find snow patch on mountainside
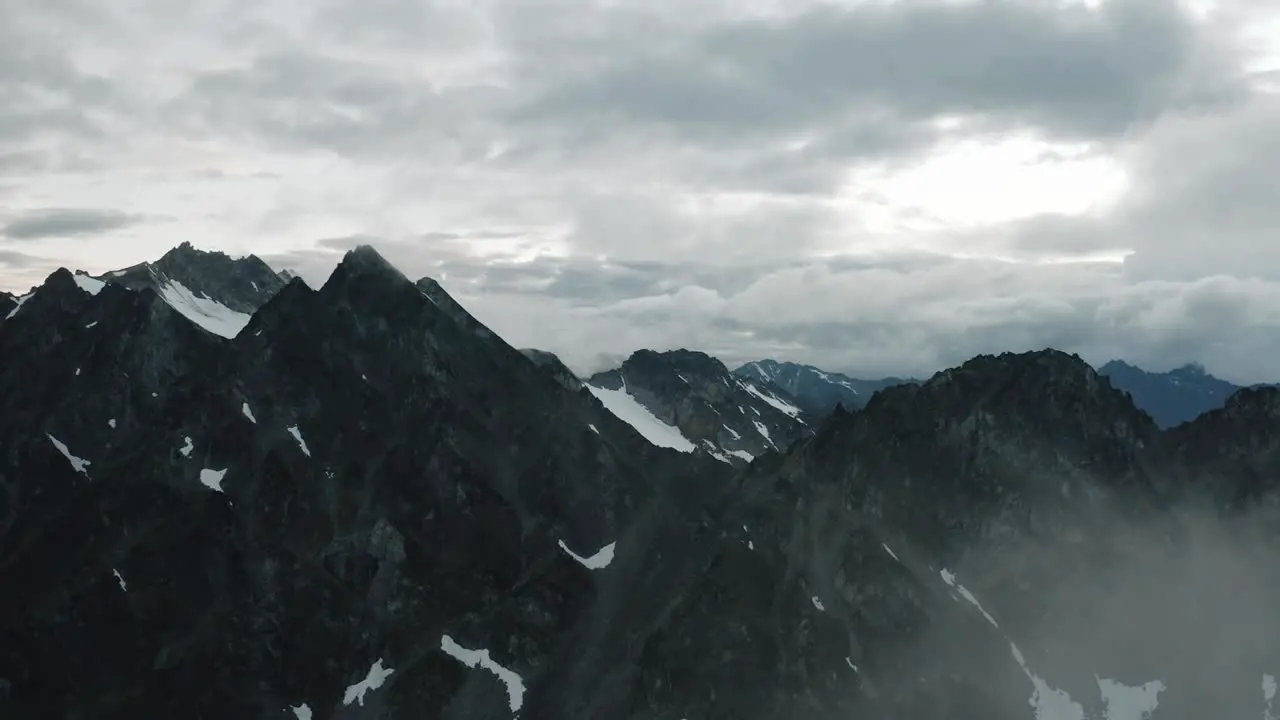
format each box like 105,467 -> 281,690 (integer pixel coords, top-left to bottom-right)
72,273 -> 106,295
157,278 -> 251,338
342,658 -> 394,707
4,293 -> 31,319
199,467 -> 227,492
558,539 -> 616,569
588,384 -> 695,452
752,419 -> 776,449
287,424 -> 310,456
742,381 -> 803,420
440,635 -> 525,713
47,434 -> 90,475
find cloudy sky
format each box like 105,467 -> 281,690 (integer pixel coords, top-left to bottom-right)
2,0 -> 1279,381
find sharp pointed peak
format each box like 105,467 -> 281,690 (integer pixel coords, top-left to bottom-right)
321,244 -> 416,297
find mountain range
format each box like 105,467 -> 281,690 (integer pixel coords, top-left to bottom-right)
2,242 -> 1278,719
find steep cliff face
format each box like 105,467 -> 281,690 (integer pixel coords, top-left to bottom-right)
588,349 -> 811,466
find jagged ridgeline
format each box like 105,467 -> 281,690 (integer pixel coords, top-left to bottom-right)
2,243 -> 1280,719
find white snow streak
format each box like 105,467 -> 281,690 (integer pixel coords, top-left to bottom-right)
882,543 -> 900,561
47,434 -> 90,475
752,419 -> 776,449
241,402 -> 256,423
558,539 -> 616,570
742,382 -> 804,420
108,418 -> 116,429
179,436 -> 194,457
811,595 -> 825,611
342,658 -> 395,706
5,293 -> 31,319
157,279 -> 251,338
440,635 -> 525,713
587,384 -> 695,452
199,467 -> 227,492
112,568 -> 128,592
939,568 -> 999,628
588,423 -> 599,434
72,273 -> 106,295
85,321 -> 98,329
287,425 -> 311,456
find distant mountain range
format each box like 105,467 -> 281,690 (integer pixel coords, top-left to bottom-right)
3,242 -> 1279,718
1096,360 -> 1277,428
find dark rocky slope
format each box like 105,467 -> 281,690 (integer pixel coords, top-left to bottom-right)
0,247 -> 729,719
578,351 -> 1280,719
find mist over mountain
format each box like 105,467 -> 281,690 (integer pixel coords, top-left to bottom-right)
2,244 -> 1279,719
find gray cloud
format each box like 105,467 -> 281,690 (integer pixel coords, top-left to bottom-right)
3,208 -> 142,239
510,0 -> 1240,140
1,0 -> 1279,386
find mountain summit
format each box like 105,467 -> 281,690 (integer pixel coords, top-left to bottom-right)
587,348 -> 811,465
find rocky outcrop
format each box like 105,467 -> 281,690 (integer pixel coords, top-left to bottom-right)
588,349 -> 811,465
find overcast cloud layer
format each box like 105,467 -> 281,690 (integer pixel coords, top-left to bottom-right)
2,0 -> 1279,382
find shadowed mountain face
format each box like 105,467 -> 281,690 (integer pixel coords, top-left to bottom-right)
101,241 -> 287,314
587,349 -> 812,466
2,244 -> 1280,719
735,358 -> 917,415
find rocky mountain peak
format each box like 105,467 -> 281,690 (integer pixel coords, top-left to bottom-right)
586,348 -> 810,465
97,242 -> 284,326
